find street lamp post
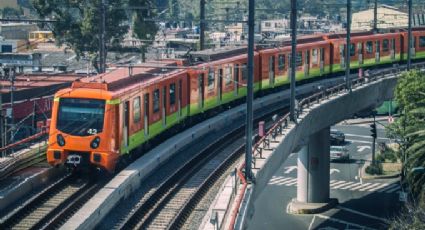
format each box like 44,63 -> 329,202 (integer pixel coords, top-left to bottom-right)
346,0 -> 352,92
407,0 -> 412,70
245,0 -> 255,181
289,0 -> 297,122
200,0 -> 206,50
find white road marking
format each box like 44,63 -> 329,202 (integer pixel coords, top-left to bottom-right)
267,176 -> 400,194
385,185 -> 401,193
269,177 -> 294,184
285,180 -> 298,186
376,184 -> 398,193
284,166 -> 297,174
350,183 -> 372,191
339,182 -> 362,189
330,168 -> 340,174
315,214 -> 377,230
275,178 -> 297,185
357,145 -> 371,152
333,181 -> 355,189
330,181 -> 347,187
345,133 -> 390,140
358,183 -> 382,191
346,139 -> 372,144
337,206 -> 391,224
308,215 -> 316,230
369,183 -> 389,191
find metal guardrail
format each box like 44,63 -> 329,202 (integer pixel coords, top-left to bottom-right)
228,63 -> 425,230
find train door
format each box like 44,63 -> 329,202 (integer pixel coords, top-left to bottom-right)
358,43 -> 364,65
268,56 -> 275,87
123,101 -> 130,147
340,45 -> 345,68
218,68 -> 223,103
413,37 -> 417,57
178,79 -> 182,117
234,64 -> 239,96
391,38 -> 396,60
144,93 -> 149,136
304,50 -> 310,78
375,40 -> 380,63
320,48 -> 325,75
162,86 -> 166,127
198,73 -> 204,109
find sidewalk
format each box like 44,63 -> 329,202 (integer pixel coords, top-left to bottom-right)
340,116 -> 389,126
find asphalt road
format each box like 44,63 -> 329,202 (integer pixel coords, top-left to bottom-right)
247,118 -> 401,230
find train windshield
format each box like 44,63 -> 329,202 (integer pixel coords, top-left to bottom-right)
57,98 -> 105,136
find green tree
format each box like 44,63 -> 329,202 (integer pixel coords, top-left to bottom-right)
32,0 -> 129,71
388,70 -> 425,202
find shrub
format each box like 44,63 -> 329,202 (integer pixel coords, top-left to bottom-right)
366,163 -> 383,175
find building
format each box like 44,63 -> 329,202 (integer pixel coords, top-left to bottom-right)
352,5 -> 408,31
0,23 -> 38,40
0,0 -> 18,9
0,39 -> 27,53
260,19 -> 290,37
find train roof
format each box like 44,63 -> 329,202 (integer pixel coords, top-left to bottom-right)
189,46 -> 247,63
72,60 -> 186,93
0,73 -> 82,103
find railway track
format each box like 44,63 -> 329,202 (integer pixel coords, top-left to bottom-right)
108,104 -> 283,230
0,173 -> 105,230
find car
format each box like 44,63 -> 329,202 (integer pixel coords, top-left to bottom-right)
330,130 -> 345,145
330,146 -> 350,162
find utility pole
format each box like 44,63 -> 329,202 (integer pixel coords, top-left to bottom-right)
99,0 -> 106,73
407,0 -> 412,70
290,0 -> 297,122
346,0 -> 352,92
373,0 -> 378,33
245,0 -> 254,181
200,0 -> 206,50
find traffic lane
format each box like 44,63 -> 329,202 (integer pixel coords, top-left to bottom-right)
246,177 -> 311,230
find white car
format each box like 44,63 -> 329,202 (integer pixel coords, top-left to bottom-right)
330,146 -> 350,161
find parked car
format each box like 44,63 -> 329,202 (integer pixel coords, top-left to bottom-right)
330,130 -> 345,145
330,146 -> 350,162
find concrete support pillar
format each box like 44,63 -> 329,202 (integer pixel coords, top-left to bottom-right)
297,127 -> 330,203
289,127 -> 337,214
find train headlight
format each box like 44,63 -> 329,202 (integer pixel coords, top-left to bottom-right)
90,136 -> 100,149
57,134 -> 65,147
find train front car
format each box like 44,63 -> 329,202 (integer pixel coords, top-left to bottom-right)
47,81 -> 119,173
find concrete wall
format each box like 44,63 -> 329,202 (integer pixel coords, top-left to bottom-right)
244,75 -> 398,227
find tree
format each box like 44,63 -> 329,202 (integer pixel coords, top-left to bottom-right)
32,0 -> 129,72
128,0 -> 158,62
388,70 -> 425,201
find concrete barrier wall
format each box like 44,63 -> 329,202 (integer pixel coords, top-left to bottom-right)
244,75 -> 398,227
62,76 -> 346,230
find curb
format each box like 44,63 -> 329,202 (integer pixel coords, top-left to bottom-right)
361,160 -> 401,180
287,198 -> 339,215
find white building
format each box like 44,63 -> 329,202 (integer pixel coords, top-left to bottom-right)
352,5 -> 408,31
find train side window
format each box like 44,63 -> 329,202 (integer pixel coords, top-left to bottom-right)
366,41 -> 373,54
296,52 -> 303,67
350,43 -> 355,56
420,36 -> 425,47
133,96 -> 141,123
242,63 -> 247,80
153,89 -> 160,113
383,39 -> 389,52
208,68 -> 215,90
170,83 -> 176,105
278,54 -> 285,70
225,65 -> 232,85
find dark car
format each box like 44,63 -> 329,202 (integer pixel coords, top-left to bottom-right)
330,130 -> 345,145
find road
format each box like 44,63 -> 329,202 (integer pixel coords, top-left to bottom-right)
247,118 -> 401,230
